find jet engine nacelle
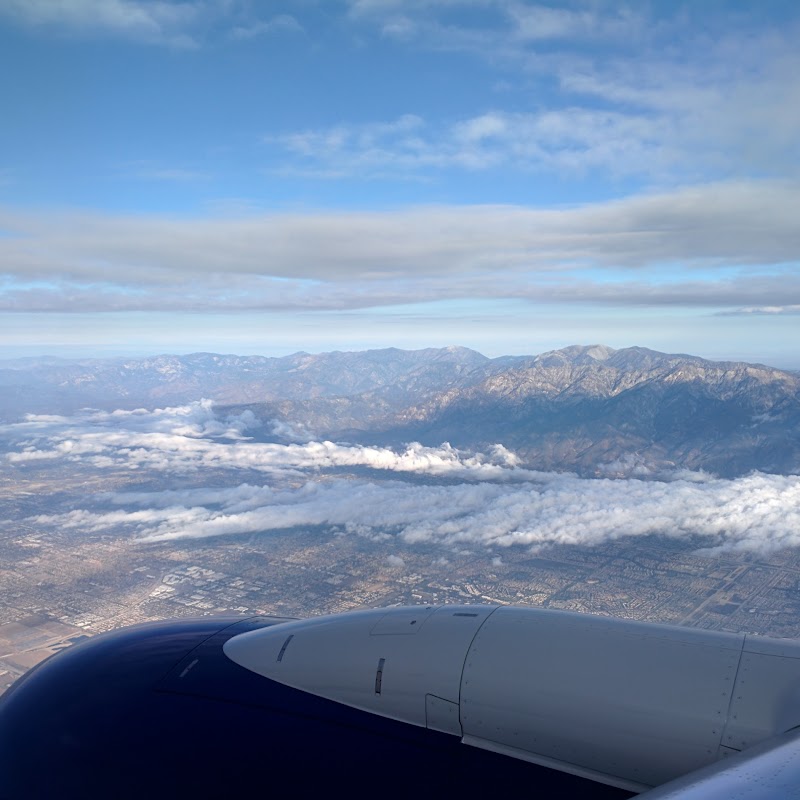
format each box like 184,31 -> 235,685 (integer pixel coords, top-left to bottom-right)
224,604 -> 800,792
3,605 -> 800,799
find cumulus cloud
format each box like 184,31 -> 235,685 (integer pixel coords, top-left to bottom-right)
269,418 -> 315,443
24,468 -> 800,557
4,401 -> 800,556
0,401 -> 543,480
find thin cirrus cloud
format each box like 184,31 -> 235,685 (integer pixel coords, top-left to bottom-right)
505,3 -> 641,42
120,161 -> 211,182
2,270 -> 799,316
719,306 -> 800,317
347,0 -> 644,49
229,14 -> 302,40
337,3 -> 800,182
0,0 -> 204,47
269,110 -> 672,179
267,63 -> 800,183
0,0 -> 301,47
4,401 -> 800,556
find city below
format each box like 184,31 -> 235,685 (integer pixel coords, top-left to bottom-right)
3,461 -> 800,696
2,345 -> 798,696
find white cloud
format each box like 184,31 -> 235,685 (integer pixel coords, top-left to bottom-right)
24,465 -> 800,557
269,418 -> 315,443
346,0 -> 642,44
1,401 -> 545,480
506,3 -> 641,42
4,401 -> 800,556
269,109 -> 670,178
270,114 -> 433,176
336,3 -> 800,185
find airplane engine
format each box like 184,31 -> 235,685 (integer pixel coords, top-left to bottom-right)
4,604 -> 800,799
0,610 -> 626,799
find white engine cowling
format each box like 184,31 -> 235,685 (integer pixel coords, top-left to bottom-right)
224,605 -> 800,793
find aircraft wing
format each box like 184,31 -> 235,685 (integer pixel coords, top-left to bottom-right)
637,729 -> 800,799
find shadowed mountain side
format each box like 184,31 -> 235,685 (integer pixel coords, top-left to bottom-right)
2,345 -> 798,477
248,347 -> 800,478
345,385 -> 800,478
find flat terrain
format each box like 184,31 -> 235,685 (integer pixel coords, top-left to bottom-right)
3,463 -> 800,695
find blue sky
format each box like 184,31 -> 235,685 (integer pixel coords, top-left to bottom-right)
0,0 -> 798,366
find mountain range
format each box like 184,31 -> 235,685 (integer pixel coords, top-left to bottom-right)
2,345 -> 798,478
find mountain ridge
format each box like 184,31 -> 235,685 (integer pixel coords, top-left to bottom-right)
1,344 -> 798,478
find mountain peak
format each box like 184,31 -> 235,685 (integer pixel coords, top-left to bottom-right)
533,344 -> 617,367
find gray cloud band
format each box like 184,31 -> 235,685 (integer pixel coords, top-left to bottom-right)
1,181 -> 798,313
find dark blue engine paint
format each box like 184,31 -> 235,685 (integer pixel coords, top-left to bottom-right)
0,617 -> 634,799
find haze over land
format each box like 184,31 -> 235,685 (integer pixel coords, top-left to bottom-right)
2,343 -> 800,695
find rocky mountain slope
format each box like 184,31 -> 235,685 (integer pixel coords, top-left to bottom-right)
351,346 -> 800,477
0,346 -> 489,416
1,345 -> 798,477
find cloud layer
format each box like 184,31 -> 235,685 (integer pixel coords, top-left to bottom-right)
2,401 -> 529,479
2,180 -> 798,315
4,401 -> 799,556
